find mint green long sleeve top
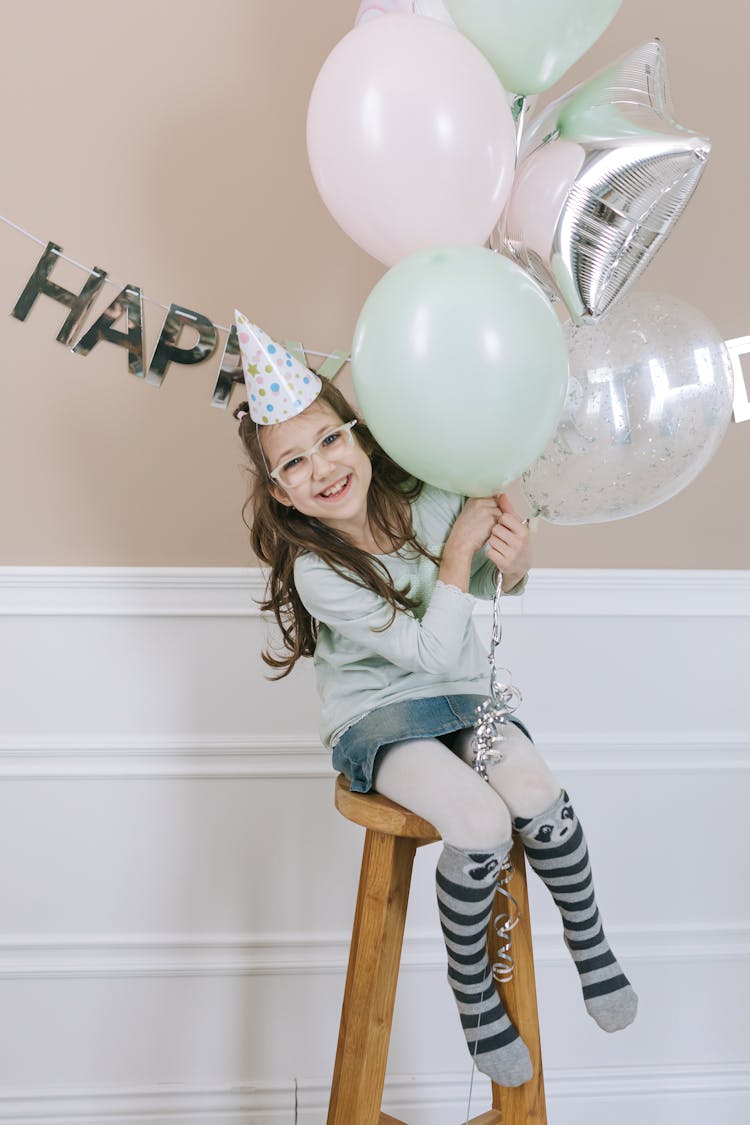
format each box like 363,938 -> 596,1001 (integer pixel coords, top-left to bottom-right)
293,484 -> 527,749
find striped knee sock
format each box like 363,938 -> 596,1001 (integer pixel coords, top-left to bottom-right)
436,842 -> 532,1086
514,790 -> 638,1032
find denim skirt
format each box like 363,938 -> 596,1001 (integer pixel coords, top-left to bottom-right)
331,693 -> 533,793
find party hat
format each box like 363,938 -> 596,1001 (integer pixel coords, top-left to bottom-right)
234,310 -> 322,425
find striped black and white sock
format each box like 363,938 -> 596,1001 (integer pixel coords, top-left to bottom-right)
515,790 -> 638,1032
436,842 -> 532,1086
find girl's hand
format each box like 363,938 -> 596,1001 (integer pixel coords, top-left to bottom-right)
444,497 -> 501,558
485,494 -> 531,592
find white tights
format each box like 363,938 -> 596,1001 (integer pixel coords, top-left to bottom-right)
372,723 -> 560,850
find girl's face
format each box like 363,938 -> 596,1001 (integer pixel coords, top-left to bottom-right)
261,401 -> 372,534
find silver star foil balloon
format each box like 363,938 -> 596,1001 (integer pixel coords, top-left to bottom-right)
520,292 -> 735,524
496,40 -> 711,322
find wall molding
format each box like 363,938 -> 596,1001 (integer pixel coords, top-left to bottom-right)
1,924 -> 747,979
2,566 -> 747,1119
1,566 -> 749,617
2,1063 -> 748,1121
0,731 -> 746,779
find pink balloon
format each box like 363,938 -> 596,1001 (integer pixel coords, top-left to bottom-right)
501,139 -> 585,291
307,15 -> 516,266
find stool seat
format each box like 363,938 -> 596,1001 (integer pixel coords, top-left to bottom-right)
328,775 -> 547,1125
334,773 -> 440,841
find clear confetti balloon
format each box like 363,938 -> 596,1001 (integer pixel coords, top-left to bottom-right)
521,293 -> 735,524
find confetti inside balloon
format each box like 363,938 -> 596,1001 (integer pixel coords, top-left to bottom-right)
521,293 -> 735,523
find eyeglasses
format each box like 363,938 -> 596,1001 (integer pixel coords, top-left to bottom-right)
268,420 -> 358,488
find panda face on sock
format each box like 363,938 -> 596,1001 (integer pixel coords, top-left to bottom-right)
465,854 -> 501,883
534,802 -> 575,843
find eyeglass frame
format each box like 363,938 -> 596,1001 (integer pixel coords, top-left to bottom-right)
267,419 -> 359,487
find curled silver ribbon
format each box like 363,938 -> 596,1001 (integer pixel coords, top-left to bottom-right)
471,581 -> 524,984
471,582 -> 523,782
491,856 -> 521,984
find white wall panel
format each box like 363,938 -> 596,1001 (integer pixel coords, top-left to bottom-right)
0,567 -> 748,1123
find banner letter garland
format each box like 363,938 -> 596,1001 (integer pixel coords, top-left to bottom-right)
1,215 -> 747,423
3,220 -> 349,405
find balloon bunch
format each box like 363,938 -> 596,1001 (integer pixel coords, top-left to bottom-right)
306,3 -> 734,519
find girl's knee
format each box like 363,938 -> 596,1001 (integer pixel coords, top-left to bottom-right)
444,785 -> 512,850
492,766 -> 560,820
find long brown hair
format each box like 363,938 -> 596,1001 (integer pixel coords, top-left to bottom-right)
235,378 -> 439,678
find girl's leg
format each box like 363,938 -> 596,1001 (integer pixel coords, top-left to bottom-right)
374,733 -> 512,849
451,726 -> 638,1032
448,722 -> 559,821
373,738 -> 532,1086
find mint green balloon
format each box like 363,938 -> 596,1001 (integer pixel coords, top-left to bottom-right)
444,0 -> 622,95
352,246 -> 569,497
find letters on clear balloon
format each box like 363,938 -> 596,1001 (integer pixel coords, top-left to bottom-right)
726,338 -> 750,424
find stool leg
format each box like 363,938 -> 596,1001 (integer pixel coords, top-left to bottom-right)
327,829 -> 416,1125
486,835 -> 547,1124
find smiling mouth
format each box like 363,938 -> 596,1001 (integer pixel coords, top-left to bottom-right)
318,474 -> 352,501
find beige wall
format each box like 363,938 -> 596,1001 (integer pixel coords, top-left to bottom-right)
0,0 -> 746,568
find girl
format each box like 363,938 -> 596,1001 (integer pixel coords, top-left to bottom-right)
234,316 -> 637,1087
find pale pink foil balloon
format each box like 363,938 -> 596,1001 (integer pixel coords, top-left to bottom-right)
307,15 -> 516,266
355,0 -> 413,22
355,0 -> 455,25
501,140 -> 585,300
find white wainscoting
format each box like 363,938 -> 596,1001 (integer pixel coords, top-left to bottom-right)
0,568 -> 748,1125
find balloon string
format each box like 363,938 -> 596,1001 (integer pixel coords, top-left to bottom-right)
492,856 -> 521,984
0,211 -> 348,361
462,856 -> 521,1125
512,95 -> 530,156
471,582 -> 523,782
464,583 -> 524,1121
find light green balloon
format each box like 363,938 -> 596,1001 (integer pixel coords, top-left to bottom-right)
444,0 -> 622,95
352,246 -> 569,497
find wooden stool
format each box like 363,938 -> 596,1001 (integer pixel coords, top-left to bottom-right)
329,773 -> 547,1125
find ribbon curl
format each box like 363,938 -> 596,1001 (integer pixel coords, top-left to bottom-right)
471,581 -> 523,982
471,582 -> 523,781
491,857 -> 521,984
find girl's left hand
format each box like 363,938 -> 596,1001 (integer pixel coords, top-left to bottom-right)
485,494 -> 531,592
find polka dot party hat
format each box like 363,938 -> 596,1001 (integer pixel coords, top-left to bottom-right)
234,310 -> 322,425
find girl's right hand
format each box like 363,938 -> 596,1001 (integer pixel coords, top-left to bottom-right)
444,497 -> 499,558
